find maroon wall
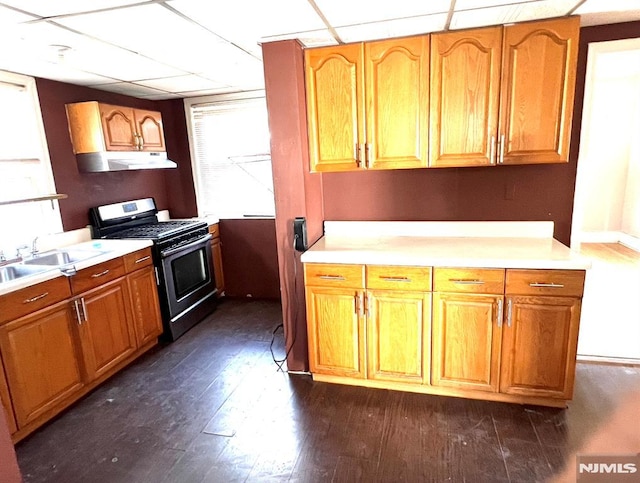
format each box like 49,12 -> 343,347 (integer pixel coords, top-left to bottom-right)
219,219 -> 280,299
263,40 -> 324,372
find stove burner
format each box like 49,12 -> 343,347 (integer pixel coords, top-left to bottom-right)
105,220 -> 201,240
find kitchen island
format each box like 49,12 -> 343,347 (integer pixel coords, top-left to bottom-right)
300,221 -> 591,408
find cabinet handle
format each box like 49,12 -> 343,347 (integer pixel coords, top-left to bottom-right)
497,298 -> 503,328
73,299 -> 83,324
365,143 -> 371,168
354,293 -> 360,315
354,143 -> 360,167
380,276 -> 411,283
498,133 -> 505,164
135,255 -> 151,264
318,274 -> 345,281
80,297 -> 88,322
449,279 -> 484,285
358,292 -> 365,317
529,282 -> 565,288
366,294 -> 371,317
23,292 -> 48,304
506,298 -> 513,328
489,135 -> 496,165
91,269 -> 110,278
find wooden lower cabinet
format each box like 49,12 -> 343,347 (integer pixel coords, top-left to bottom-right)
306,286 -> 366,378
127,266 -> 163,347
500,295 -> 581,399
431,293 -> 503,392
367,290 -> 430,383
0,353 -> 17,434
75,278 -> 137,381
0,301 -> 83,428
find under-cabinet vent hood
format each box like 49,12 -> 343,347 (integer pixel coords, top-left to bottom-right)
76,151 -> 177,173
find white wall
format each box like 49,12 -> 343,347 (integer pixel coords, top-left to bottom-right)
573,39 -> 640,248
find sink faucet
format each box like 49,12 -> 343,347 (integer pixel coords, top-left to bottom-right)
15,245 -> 29,259
31,236 -> 39,257
0,250 -> 5,262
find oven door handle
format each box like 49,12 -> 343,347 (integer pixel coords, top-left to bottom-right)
160,233 -> 212,258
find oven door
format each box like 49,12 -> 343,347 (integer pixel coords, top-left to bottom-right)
160,233 -> 216,320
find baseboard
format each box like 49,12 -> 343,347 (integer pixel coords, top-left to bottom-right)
619,233 -> 640,252
577,354 -> 640,366
578,231 -> 640,252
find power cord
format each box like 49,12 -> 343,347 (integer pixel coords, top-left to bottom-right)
270,246 -> 300,372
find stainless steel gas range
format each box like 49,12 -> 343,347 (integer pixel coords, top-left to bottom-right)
90,198 -> 216,341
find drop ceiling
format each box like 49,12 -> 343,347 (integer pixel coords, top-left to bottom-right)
0,0 -> 639,100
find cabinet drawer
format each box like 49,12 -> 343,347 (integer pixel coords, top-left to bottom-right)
506,269 -> 585,297
366,266 -> 432,291
123,248 -> 153,272
434,268 -> 505,294
208,223 -> 220,238
304,263 -> 365,289
70,257 -> 126,294
0,276 -> 72,324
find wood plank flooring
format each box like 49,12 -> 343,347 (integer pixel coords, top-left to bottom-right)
14,299 -> 640,482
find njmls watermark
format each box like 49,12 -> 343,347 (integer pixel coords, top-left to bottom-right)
577,453 -> 640,482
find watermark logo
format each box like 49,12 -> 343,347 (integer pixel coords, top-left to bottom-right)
577,453 -> 640,482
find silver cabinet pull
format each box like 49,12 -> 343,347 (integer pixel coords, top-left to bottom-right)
489,135 -> 496,165
73,299 -> 83,324
135,255 -> 151,264
354,143 -> 360,167
91,269 -> 110,278
365,143 -> 371,168
529,282 -> 565,288
23,292 -> 48,304
497,298 -> 503,328
358,292 -> 365,317
354,293 -> 359,315
366,294 -> 371,317
506,298 -> 513,328
80,297 -> 88,322
450,279 -> 485,285
498,133 -> 505,164
318,275 -> 345,281
380,276 -> 411,283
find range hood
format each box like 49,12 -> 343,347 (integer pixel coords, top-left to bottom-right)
76,151 -> 178,173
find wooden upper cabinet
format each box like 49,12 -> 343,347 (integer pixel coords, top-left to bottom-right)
429,27 -> 502,167
134,109 -> 165,152
365,36 -> 429,170
498,16 -> 580,165
305,44 -> 365,172
99,104 -> 138,151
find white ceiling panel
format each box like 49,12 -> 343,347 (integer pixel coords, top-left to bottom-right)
174,87 -> 240,98
576,0 -> 640,14
579,10 -> 640,26
91,81 -> 169,97
197,58 -> 265,90
336,13 -> 449,43
450,0 -> 578,29
136,75 -> 228,92
260,29 -> 338,48
168,0 -> 325,57
314,0 -> 451,27
0,5 -> 37,25
0,0 -> 144,17
455,0 -> 540,10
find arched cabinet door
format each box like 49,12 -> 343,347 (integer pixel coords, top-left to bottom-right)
365,36 -> 429,170
498,16 -> 580,165
99,104 -> 137,151
305,44 -> 365,172
429,27 -> 502,167
135,109 -> 165,152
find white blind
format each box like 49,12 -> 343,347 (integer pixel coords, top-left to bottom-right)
0,71 -> 62,252
189,98 -> 274,219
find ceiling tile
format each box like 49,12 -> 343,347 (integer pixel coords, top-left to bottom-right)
56,4 -> 255,72
455,0 -> 540,10
260,29 -> 338,48
336,13 -> 448,43
0,0 -> 144,17
575,0 -> 640,14
168,0 -> 326,57
450,0 -> 578,29
579,10 -> 640,26
314,0 -> 451,27
0,5 -> 37,25
175,87 -> 240,98
197,58 -> 265,90
92,81 -> 169,97
136,75 -> 228,92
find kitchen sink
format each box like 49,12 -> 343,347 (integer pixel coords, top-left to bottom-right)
23,249 -> 106,267
0,264 -> 53,283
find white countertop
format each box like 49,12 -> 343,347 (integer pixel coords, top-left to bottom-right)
300,222 -> 591,270
0,239 -> 152,296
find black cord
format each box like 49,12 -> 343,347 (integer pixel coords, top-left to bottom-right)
270,247 -> 299,372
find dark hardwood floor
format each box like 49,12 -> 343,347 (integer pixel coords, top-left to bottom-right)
15,299 -> 640,482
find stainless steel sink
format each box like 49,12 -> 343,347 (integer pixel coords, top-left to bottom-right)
23,249 -> 106,267
0,264 -> 52,283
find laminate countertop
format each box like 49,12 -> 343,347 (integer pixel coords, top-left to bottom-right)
300,221 -> 591,270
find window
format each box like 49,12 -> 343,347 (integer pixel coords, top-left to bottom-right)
185,93 -> 274,219
0,70 -> 62,255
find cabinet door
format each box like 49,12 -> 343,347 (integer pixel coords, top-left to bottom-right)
306,286 -> 365,378
76,278 -> 137,381
211,238 -> 225,296
305,44 -> 365,172
0,301 -> 84,428
134,109 -> 166,151
430,27 -> 502,167
365,36 -> 429,170
499,16 -> 579,165
500,295 -> 581,399
0,356 -> 17,434
127,266 -> 163,348
367,290 -> 430,383
432,293 -> 503,392
99,104 -> 137,151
